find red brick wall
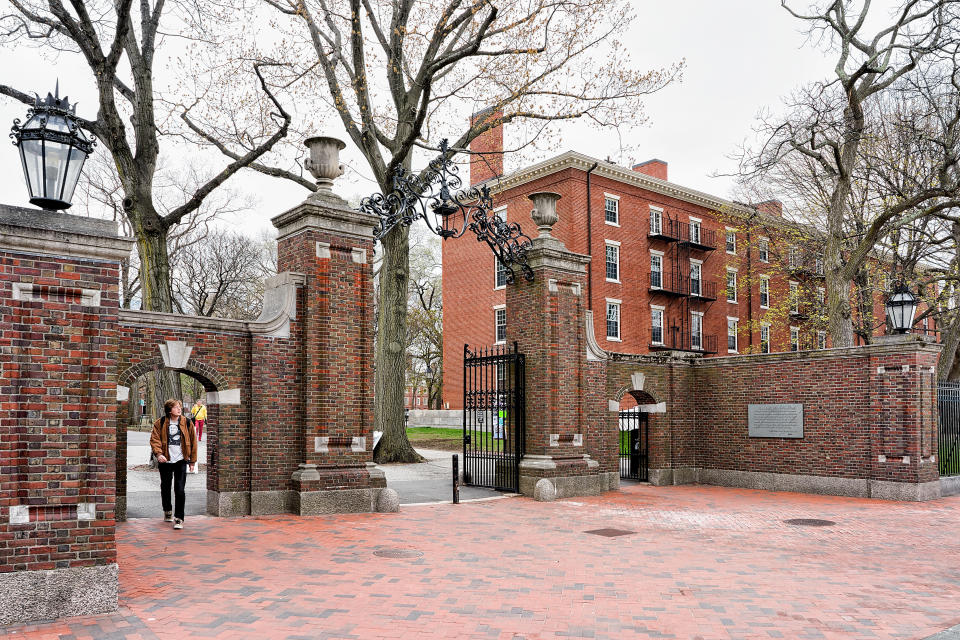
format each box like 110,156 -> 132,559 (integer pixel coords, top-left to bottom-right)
632,160 -> 668,180
0,248 -> 119,572
443,164 -> 904,408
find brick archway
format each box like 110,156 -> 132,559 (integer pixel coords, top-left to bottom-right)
115,357 -> 229,521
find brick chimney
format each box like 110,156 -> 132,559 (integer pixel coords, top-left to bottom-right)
754,199 -> 783,218
632,159 -> 668,181
469,107 -> 504,185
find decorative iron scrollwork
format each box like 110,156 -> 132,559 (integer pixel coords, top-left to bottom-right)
359,139 -> 533,283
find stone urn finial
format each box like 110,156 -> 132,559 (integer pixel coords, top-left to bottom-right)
304,136 -> 346,192
529,191 -> 561,238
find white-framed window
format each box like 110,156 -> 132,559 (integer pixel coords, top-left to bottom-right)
760,323 -> 771,354
790,326 -> 800,352
726,268 -> 738,303
727,317 -> 738,353
606,299 -> 621,341
689,217 -> 702,245
691,311 -> 704,350
817,331 -> 827,350
650,251 -> 664,289
494,305 -> 506,344
416,396 -> 421,406
950,282 -> 957,310
605,241 -> 620,282
788,246 -> 800,270
649,206 -> 663,236
759,276 -> 770,309
495,258 -> 508,289
651,305 -> 665,345
814,254 -> 824,275
816,287 -> 825,308
690,260 -> 702,296
725,228 -> 736,254
604,194 -> 620,226
758,237 -> 770,263
789,281 -> 799,313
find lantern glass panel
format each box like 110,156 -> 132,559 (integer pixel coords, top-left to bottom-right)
61,147 -> 86,204
19,139 -> 44,198
43,138 -> 71,201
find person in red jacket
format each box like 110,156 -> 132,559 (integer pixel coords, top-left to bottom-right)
149,398 -> 198,529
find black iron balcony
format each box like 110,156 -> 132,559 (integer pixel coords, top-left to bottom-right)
689,279 -> 718,301
648,270 -> 689,296
649,329 -> 718,354
648,271 -> 718,300
648,217 -> 681,242
677,223 -> 716,251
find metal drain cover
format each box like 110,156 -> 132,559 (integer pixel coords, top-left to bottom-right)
373,548 -> 423,558
784,518 -> 836,527
585,528 -> 636,537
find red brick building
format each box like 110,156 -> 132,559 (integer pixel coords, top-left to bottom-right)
442,117 -> 931,409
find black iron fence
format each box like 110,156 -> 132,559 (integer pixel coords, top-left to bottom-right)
619,410 -> 648,481
462,342 -> 525,491
938,381 -> 960,477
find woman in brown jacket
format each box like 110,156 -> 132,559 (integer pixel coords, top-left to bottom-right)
149,399 -> 198,529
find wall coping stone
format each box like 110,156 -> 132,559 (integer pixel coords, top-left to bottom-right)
272,196 -> 378,243
119,271 -> 306,336
0,203 -> 134,261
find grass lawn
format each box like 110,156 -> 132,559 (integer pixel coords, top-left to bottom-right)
405,427 -> 509,453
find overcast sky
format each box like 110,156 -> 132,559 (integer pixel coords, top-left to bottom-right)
0,1 -> 838,235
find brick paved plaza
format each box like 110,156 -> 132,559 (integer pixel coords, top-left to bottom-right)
3,484 -> 960,640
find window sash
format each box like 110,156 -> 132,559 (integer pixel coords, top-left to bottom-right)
727,320 -> 738,352
790,283 -> 799,313
495,259 -> 508,288
760,325 -> 770,353
495,308 -> 506,342
605,245 -> 619,281
650,255 -> 662,289
726,231 -> 736,253
760,278 -> 770,307
691,313 -> 703,349
790,327 -> 799,351
726,271 -> 737,302
690,263 -> 701,295
689,220 -> 701,244
604,198 -> 618,224
606,303 -> 620,339
650,209 -> 662,235
758,239 -> 769,262
651,309 -> 663,344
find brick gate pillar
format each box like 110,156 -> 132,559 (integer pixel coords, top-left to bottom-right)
0,204 -> 134,624
270,136 -> 390,514
506,192 -> 619,498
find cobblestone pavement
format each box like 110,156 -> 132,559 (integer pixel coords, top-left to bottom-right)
4,484 -> 960,640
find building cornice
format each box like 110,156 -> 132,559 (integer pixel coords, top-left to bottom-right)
487,152 -> 758,219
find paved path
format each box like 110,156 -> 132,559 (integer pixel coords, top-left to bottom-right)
126,431 -> 500,517
5,484 -> 960,639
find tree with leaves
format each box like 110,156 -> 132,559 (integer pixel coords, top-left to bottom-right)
244,0 -> 683,462
743,0 -> 960,348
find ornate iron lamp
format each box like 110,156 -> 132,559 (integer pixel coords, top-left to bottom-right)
359,139 -> 534,283
10,86 -> 95,210
886,282 -> 918,334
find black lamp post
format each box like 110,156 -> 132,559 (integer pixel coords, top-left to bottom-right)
10,87 -> 95,211
886,282 -> 918,334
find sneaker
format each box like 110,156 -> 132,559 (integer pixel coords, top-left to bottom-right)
163,511 -> 173,522
173,519 -> 183,530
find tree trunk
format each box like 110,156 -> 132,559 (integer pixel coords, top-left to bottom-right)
373,224 -> 423,463
135,228 -> 174,312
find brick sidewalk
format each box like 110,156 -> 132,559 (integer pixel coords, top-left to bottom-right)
4,485 -> 960,640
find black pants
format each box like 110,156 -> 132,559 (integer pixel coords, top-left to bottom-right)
159,460 -> 187,520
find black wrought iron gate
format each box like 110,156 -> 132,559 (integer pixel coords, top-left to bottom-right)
463,343 -> 525,492
938,381 -> 960,477
619,410 -> 649,481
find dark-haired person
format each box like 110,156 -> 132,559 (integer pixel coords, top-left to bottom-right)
149,398 -> 198,529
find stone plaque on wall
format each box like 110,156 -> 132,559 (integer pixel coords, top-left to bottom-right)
748,404 -> 804,438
